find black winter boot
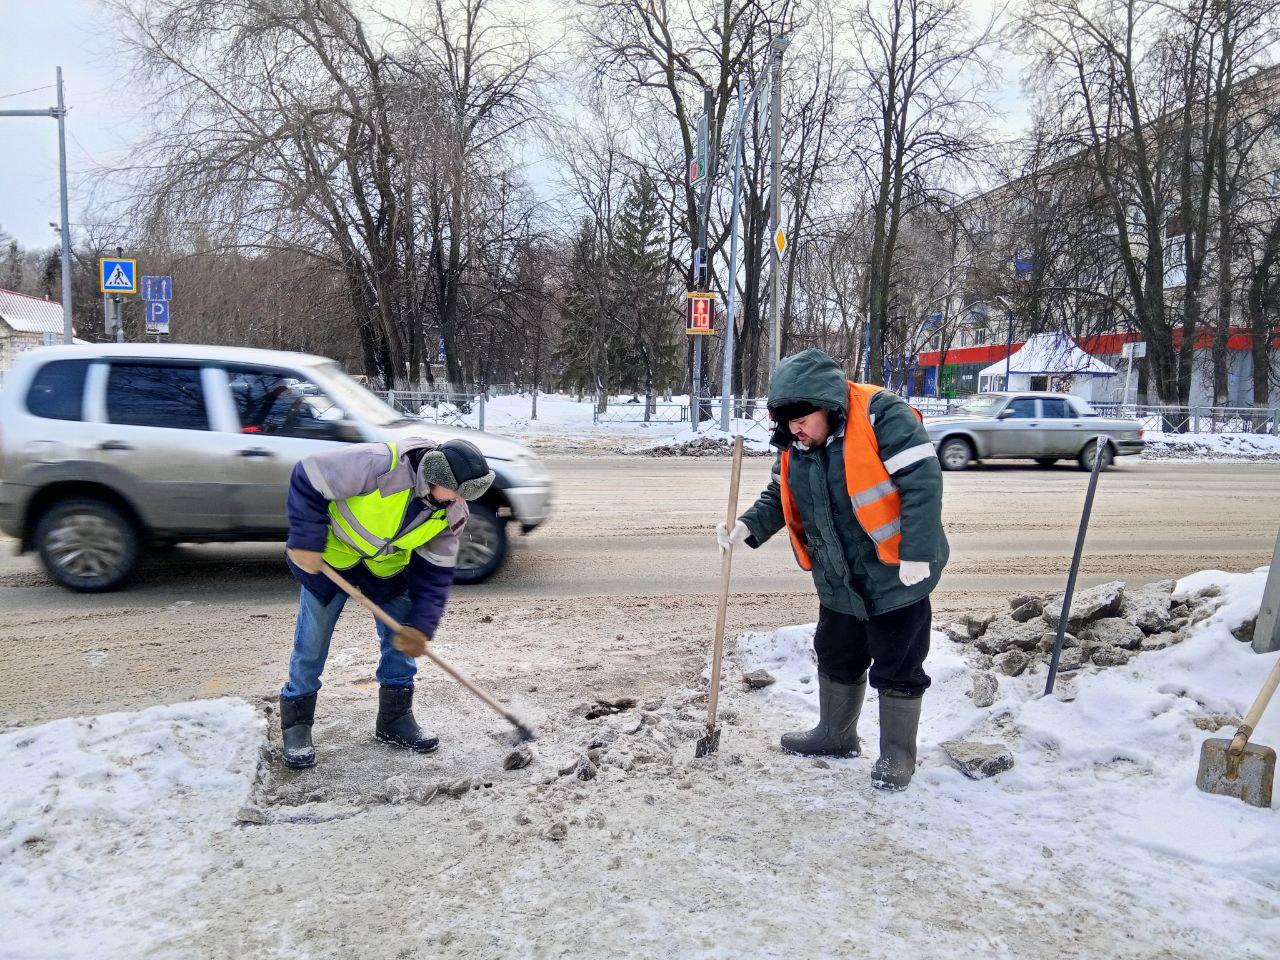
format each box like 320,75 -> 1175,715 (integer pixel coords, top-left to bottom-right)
376,685 -> 439,753
870,690 -> 923,791
280,693 -> 317,770
781,674 -> 866,757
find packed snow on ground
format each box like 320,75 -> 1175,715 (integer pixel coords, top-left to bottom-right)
4,571 -> 1278,958
737,565 -> 1279,953
0,698 -> 264,959
1141,431 -> 1280,462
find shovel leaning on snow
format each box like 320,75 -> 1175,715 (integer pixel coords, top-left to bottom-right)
1195,654 -> 1280,808
319,564 -> 537,743
696,435 -> 745,758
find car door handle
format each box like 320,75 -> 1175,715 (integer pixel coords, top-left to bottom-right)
99,440 -> 132,451
238,447 -> 275,458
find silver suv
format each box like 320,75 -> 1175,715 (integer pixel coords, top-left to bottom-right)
0,344 -> 552,591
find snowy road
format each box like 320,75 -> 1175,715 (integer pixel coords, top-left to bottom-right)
0,456 -> 1277,726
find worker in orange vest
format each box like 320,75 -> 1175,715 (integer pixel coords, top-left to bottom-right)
716,349 -> 949,790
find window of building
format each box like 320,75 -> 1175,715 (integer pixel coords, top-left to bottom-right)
106,363 -> 210,431
25,358 -> 90,421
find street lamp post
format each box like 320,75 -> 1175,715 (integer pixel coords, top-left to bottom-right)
0,68 -> 73,345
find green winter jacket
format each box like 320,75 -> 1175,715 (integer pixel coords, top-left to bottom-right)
739,349 -> 949,618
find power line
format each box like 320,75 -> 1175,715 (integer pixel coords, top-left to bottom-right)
0,84 -> 55,101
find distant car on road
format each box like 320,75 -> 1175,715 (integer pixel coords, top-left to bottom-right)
0,344 -> 552,591
923,392 -> 1144,472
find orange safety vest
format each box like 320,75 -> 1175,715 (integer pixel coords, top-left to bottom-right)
779,381 -> 922,569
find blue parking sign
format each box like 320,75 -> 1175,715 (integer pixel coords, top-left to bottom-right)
100,258 -> 137,294
145,300 -> 170,335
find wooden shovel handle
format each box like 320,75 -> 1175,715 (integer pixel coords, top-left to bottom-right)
706,436 -> 745,734
1231,653 -> 1280,756
319,564 -> 532,735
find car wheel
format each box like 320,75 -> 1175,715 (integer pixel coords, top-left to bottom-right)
1078,441 -> 1114,472
453,501 -> 508,585
938,438 -> 972,471
35,498 -> 140,592
1035,457 -> 1059,468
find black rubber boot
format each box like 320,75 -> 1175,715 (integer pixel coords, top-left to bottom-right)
781,673 -> 866,757
376,685 -> 439,753
280,693 -> 317,770
870,690 -> 923,791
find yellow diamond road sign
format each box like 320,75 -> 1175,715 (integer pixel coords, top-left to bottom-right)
773,226 -> 787,259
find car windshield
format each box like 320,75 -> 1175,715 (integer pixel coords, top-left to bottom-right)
308,362 -> 414,427
950,394 -> 1006,417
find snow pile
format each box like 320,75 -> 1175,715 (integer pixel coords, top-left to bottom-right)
633,426 -> 774,457
1142,432 -> 1280,461
734,566 -> 1280,949
1,698 -> 264,958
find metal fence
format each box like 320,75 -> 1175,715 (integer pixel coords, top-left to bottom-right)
385,390 -> 486,431
1089,404 -> 1280,435
592,402 -> 690,424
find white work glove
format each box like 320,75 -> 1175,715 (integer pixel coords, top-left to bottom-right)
716,520 -> 750,553
899,560 -> 931,586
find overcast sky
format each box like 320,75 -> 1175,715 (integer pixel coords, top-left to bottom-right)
1,0 -> 1031,251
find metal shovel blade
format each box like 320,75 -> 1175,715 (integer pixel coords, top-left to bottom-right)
1195,738 -> 1276,808
695,726 -> 720,758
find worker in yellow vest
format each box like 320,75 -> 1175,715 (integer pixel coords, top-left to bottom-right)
717,349 -> 949,790
279,437 -> 494,769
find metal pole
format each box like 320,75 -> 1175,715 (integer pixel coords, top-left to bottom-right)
1253,527 -> 1280,654
767,42 -> 785,382
1004,308 -> 1014,390
56,68 -> 73,345
693,87 -> 713,434
720,82 -> 748,434
1045,436 -> 1107,695
0,70 -> 74,344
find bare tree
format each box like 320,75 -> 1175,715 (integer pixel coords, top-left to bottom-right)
848,0 -> 998,386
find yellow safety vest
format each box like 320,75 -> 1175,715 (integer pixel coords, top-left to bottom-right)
321,442 -> 450,578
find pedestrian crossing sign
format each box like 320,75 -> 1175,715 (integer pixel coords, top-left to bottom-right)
100,258 -> 138,295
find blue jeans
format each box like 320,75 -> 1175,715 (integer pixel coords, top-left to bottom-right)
280,586 -> 416,700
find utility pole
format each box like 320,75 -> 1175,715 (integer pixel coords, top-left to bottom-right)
0,67 -> 73,345
766,35 -> 791,382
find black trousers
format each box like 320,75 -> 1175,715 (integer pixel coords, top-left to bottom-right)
813,597 -> 932,696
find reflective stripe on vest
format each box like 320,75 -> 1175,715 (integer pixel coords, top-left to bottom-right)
321,441 -> 451,578
779,382 -> 922,569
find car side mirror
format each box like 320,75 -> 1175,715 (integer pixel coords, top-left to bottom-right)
333,420 -> 364,443
997,409 -> 1015,420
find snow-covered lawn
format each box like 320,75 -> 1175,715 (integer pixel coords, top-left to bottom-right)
1,699 -> 264,959
2,569 -> 1276,958
1141,432 -> 1280,461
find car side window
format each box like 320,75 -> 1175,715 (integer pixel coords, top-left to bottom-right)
226,368 -> 349,440
1040,398 -> 1072,419
1006,398 -> 1037,419
25,359 -> 90,421
106,363 -> 209,431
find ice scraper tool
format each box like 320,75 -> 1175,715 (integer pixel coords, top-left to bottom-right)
1195,653 -> 1280,808
697,435 -> 745,758
320,564 -> 537,743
